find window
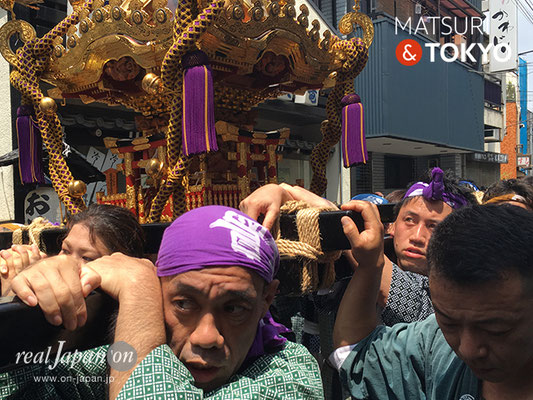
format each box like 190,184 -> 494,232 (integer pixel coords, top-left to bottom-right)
385,156 -> 414,188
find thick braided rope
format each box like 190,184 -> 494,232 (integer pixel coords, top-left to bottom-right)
274,201 -> 341,292
310,38 -> 368,195
10,71 -> 84,213
148,156 -> 190,222
160,0 -> 194,167
163,0 -> 224,154
9,2 -> 94,214
148,0 -> 193,222
148,0 -> 224,222
12,217 -> 56,251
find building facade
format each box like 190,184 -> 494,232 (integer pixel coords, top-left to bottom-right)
310,0 -> 515,193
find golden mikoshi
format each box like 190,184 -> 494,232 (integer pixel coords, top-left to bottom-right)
0,0 -> 374,221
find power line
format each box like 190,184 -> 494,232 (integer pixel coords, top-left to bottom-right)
504,116 -> 533,127
516,6 -> 533,26
520,0 -> 533,15
510,0 -> 533,25
517,0 -> 533,24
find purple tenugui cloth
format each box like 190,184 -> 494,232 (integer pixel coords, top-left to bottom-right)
404,167 -> 468,209
156,205 -> 290,361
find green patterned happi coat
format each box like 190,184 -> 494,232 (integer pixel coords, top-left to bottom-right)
1,341 -> 324,399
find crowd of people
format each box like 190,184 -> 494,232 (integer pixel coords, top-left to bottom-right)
0,169 -> 532,399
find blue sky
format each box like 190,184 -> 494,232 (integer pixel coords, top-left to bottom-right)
517,2 -> 533,110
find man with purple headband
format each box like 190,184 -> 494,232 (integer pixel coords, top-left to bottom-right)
376,167 -> 474,325
331,199 -> 533,399
4,206 -> 323,399
390,167 -> 469,276
240,169 -> 474,328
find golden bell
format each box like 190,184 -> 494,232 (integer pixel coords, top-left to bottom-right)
39,97 -> 58,115
142,73 -> 162,95
68,180 -> 87,198
145,158 -> 164,178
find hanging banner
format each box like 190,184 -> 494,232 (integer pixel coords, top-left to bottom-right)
488,0 -> 517,73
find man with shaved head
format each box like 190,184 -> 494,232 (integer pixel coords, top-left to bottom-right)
3,206 -> 323,399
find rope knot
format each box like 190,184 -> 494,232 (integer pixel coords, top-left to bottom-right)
12,217 -> 56,251
273,200 -> 341,293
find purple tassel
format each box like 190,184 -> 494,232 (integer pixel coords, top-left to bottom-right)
16,105 -> 44,184
340,94 -> 367,168
182,51 -> 218,156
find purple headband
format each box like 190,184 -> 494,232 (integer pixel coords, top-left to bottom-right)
403,168 -> 468,209
156,206 -> 289,360
156,205 -> 279,279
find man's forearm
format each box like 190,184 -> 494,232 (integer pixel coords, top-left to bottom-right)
109,282 -> 166,399
343,252 -> 392,308
333,261 -> 384,349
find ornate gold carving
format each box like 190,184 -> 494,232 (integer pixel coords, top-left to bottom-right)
320,30 -> 331,50
111,6 -> 122,20
131,10 -> 144,24
231,4 -> 244,20
93,8 -> 106,22
79,19 -> 90,32
0,20 -> 36,66
338,1 -> 374,48
283,3 -> 295,17
309,19 -> 319,41
267,0 -> 279,16
251,0 -> 264,21
54,45 -> 64,57
297,4 -> 308,27
155,8 -> 167,23
67,35 -> 78,48
68,0 -> 85,12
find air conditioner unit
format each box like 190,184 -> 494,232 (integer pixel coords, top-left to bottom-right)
484,128 -> 501,142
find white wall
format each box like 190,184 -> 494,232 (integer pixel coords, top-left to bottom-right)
326,143 -> 350,204
0,10 -> 14,221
